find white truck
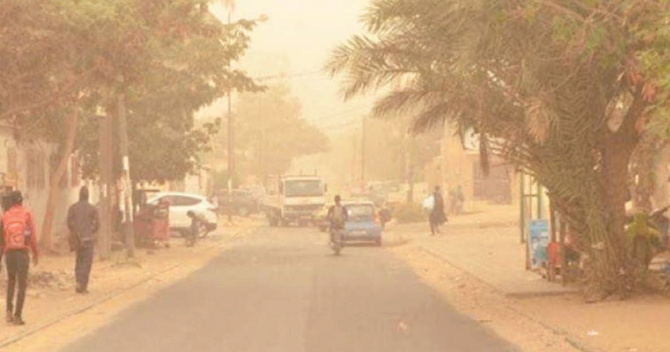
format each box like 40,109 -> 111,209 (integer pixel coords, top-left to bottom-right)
262,175 -> 327,227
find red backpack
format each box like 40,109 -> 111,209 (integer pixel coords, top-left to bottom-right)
3,208 -> 30,250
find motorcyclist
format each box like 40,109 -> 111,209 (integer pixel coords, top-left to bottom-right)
327,195 -> 348,244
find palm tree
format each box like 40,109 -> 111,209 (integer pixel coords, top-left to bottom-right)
326,0 -> 670,299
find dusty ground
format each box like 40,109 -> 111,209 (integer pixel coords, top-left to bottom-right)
0,219 -> 256,352
4,207 -> 669,352
516,294 -> 670,352
387,204 -> 670,352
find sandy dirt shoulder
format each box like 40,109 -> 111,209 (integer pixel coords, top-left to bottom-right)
386,205 -> 670,352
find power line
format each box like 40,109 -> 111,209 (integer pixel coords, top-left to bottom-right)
253,70 -> 323,82
307,105 -> 374,128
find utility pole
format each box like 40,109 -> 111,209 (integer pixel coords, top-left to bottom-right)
361,116 -> 366,191
226,11 -> 234,223
352,131 -> 357,192
258,96 -> 266,183
405,132 -> 415,204
118,93 -> 135,259
98,113 -> 113,260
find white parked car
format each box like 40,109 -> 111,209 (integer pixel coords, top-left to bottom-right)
146,192 -> 218,235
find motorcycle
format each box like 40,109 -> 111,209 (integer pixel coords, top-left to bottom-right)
649,206 -> 670,248
626,206 -> 670,246
185,212 -> 215,246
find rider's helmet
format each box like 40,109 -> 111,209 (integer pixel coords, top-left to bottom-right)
187,210 -> 195,218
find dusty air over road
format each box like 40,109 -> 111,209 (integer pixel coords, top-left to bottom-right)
3,1 -> 670,352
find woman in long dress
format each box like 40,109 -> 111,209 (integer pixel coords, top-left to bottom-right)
429,186 -> 447,235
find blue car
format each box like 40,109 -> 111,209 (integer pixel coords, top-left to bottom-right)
342,200 -> 383,246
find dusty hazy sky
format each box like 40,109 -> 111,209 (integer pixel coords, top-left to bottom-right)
206,0 -> 374,134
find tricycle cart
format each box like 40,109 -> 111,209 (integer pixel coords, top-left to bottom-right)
133,190 -> 170,248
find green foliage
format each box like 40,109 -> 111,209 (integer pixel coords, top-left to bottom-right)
0,0 -> 262,183
206,84 -> 330,180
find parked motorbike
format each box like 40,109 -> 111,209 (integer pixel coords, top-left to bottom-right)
626,206 -> 670,248
649,206 -> 670,248
624,206 -> 669,274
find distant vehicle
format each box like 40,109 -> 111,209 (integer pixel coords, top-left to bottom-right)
262,175 -> 327,227
216,189 -> 260,217
368,181 -> 403,207
341,200 -> 383,246
147,192 -> 218,236
240,185 -> 266,203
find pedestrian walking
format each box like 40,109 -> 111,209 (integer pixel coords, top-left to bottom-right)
449,185 -> 465,215
429,186 -> 447,235
0,191 -> 39,325
67,186 -> 100,294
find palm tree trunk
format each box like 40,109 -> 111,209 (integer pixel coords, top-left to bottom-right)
590,102 -> 643,299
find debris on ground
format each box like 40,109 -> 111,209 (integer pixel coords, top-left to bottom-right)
28,270 -> 75,290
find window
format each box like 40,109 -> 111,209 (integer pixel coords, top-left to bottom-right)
170,196 -> 201,207
347,204 -> 375,219
284,180 -> 323,197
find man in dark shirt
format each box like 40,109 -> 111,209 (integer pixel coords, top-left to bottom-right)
67,186 -> 100,294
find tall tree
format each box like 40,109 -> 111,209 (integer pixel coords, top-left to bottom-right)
206,84 -> 330,183
327,0 -> 670,299
0,0 -> 261,249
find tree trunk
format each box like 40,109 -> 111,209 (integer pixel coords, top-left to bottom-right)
590,100 -> 643,299
41,109 -> 79,252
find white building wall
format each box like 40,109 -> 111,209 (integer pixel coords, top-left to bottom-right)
0,128 -> 88,242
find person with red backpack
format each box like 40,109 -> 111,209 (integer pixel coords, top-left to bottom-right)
0,191 -> 38,325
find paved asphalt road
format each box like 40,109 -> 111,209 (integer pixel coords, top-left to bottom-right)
61,226 -> 513,352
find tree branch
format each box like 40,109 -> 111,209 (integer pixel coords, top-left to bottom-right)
0,67 -> 96,121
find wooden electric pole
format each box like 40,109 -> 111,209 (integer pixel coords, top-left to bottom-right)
226,11 -> 234,223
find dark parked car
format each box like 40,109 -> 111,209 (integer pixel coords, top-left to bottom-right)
217,189 -> 259,217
